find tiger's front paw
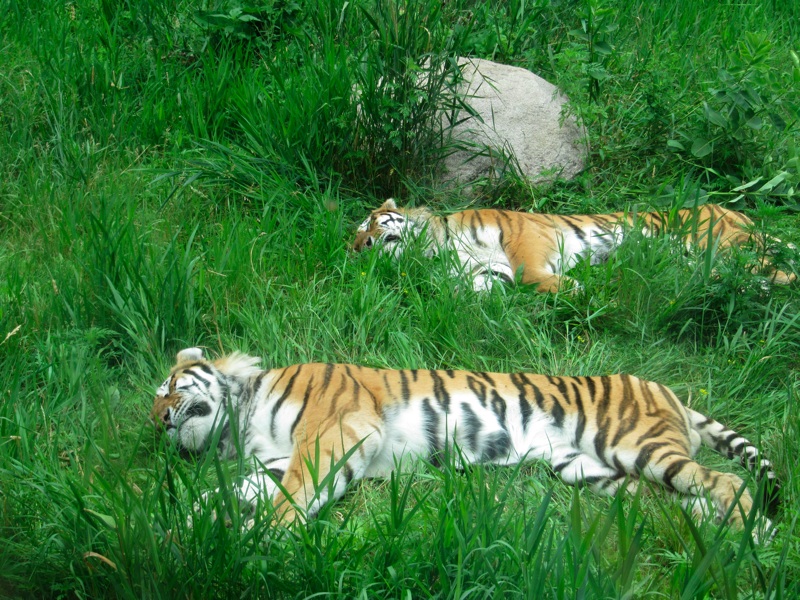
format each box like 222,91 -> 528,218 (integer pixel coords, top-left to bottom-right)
187,487 -> 259,529
469,263 -> 515,293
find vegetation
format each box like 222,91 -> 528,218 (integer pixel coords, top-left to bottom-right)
1,0 -> 799,597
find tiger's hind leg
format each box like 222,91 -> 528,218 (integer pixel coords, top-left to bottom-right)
758,237 -> 796,285
760,263 -> 796,285
640,455 -> 754,528
555,453 -> 641,496
677,494 -> 714,522
671,491 -> 775,544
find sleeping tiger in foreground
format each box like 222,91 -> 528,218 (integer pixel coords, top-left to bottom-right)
352,199 -> 796,292
152,348 -> 779,541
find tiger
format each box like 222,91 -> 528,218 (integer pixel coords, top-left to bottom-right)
152,347 -> 780,541
352,199 -> 796,292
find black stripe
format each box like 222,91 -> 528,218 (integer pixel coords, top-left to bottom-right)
548,376 -> 570,404
399,370 -> 411,406
251,371 -> 268,400
585,376 -> 596,399
574,386 -> 586,445
519,388 -> 533,432
634,441 -> 668,472
325,371 -> 349,418
193,363 -> 215,377
611,377 -> 640,446
183,401 -> 211,419
593,377 -> 612,458
569,381 -> 582,407
270,366 -> 302,440
519,374 -> 547,410
182,369 -> 210,388
460,402 -> 482,452
550,395 -> 565,429
635,421 -> 669,445
487,269 -> 514,284
467,375 -> 488,408
723,431 -> 741,445
553,452 -> 581,473
694,417 -> 714,429
342,463 -> 354,484
422,399 -> 441,465
579,475 -> 606,486
560,215 -> 588,242
289,376 -> 314,437
490,390 -> 507,426
662,458 -> 692,489
476,372 -> 496,386
481,430 -> 511,462
430,370 -> 450,411
323,363 -> 334,387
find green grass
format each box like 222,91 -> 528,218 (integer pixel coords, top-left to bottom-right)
1,0 -> 799,597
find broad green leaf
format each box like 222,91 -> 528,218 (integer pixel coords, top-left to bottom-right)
732,177 -> 762,192
569,29 -> 589,41
666,139 -> 685,151
769,112 -> 787,130
703,103 -> 728,128
586,63 -> 610,81
717,68 -> 734,84
594,41 -> 613,56
691,137 -> 713,158
84,509 -> 117,530
746,115 -> 763,130
760,171 -> 788,192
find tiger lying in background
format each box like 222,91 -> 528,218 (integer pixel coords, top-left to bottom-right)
352,199 -> 796,292
152,348 -> 779,540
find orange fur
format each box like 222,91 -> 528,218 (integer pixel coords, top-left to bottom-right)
353,199 -> 795,292
153,350 -> 779,539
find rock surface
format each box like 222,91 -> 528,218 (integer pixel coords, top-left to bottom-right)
440,58 -> 587,188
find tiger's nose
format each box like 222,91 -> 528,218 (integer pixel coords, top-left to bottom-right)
161,409 -> 174,430
353,232 -> 373,252
152,406 -> 174,430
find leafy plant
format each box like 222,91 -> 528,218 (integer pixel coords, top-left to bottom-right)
194,0 -> 304,51
567,0 -> 619,102
669,32 -> 800,205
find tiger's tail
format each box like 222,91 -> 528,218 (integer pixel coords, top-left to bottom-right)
686,407 -> 780,516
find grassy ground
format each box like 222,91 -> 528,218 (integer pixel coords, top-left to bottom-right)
1,0 -> 799,597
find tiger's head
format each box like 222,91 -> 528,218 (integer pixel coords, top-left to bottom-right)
353,198 -> 437,258
151,348 -> 261,452
352,198 -> 409,257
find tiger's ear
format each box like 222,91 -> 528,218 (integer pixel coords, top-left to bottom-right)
380,198 -> 398,210
177,347 -> 204,363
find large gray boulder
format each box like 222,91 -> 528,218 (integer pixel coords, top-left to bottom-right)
440,58 -> 587,188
